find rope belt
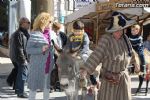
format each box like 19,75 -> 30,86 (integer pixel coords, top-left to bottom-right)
102,69 -> 126,85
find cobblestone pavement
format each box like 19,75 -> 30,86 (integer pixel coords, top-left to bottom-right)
0,53 -> 150,100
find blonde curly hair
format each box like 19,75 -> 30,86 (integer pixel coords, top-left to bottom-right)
131,24 -> 140,30
32,12 -> 53,32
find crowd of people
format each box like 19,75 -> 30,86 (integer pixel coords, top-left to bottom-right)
6,11 -> 150,100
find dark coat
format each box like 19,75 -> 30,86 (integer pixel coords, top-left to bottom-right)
9,27 -> 29,64
59,31 -> 67,47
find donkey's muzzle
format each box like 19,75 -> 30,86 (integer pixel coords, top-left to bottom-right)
60,78 -> 69,89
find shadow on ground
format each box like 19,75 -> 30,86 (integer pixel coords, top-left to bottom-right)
54,95 -> 93,100
0,74 -> 18,99
0,52 -> 8,58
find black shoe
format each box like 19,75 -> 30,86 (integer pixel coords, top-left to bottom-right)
50,89 -> 54,93
6,79 -> 13,86
17,93 -> 28,98
13,85 -> 15,90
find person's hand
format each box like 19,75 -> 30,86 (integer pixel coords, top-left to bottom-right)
42,45 -> 49,54
25,60 -> 28,65
22,60 -> 28,66
58,49 -> 63,53
96,81 -> 101,89
134,63 -> 140,73
145,48 -> 148,51
80,67 -> 87,78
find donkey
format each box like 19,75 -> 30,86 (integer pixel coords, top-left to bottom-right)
135,49 -> 150,96
56,50 -> 87,100
56,47 -> 100,100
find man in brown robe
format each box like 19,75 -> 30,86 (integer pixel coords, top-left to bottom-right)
81,11 -> 139,100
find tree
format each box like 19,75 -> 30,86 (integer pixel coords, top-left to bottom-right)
0,0 -> 8,31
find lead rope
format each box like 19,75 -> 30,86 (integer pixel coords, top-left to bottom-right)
123,31 -> 132,57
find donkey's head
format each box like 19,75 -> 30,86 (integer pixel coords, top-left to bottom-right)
56,50 -> 78,89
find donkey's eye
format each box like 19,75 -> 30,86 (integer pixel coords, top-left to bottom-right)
69,65 -> 72,68
68,65 -> 72,71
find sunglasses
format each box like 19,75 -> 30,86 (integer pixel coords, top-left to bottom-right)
49,21 -> 53,24
24,21 -> 30,24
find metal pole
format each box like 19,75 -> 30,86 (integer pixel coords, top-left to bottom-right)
73,0 -> 75,12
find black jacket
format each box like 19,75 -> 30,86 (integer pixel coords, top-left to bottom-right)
9,27 -> 29,64
59,31 -> 67,47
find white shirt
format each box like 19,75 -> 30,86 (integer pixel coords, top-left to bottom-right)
51,31 -> 62,49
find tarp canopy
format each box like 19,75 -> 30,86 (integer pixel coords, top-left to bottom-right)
65,2 -> 96,24
117,8 -> 150,16
65,2 -> 150,24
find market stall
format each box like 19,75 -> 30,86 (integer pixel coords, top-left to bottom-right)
65,0 -> 150,45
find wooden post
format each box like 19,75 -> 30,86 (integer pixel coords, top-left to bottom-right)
96,14 -> 100,45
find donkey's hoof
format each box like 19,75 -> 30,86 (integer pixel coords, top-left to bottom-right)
135,89 -> 140,94
135,92 -> 139,96
135,90 -> 140,96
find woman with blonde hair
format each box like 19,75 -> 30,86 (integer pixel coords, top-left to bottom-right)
26,12 -> 53,100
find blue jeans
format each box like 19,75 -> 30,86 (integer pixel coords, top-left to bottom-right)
15,62 -> 28,94
135,49 -> 146,73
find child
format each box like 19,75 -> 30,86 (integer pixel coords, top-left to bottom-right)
129,24 -> 146,75
68,20 -> 91,61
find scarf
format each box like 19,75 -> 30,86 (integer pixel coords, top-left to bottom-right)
43,28 -> 51,74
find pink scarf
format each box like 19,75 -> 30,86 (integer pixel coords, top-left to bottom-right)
43,28 -> 51,74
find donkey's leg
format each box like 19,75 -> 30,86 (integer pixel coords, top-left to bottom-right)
67,95 -> 72,100
66,92 -> 73,100
136,75 -> 144,94
73,90 -> 78,100
81,87 -> 87,100
66,95 -> 69,100
70,93 -> 74,100
145,80 -> 149,96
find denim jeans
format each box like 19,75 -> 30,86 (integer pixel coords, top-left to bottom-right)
15,62 -> 28,94
135,49 -> 146,73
